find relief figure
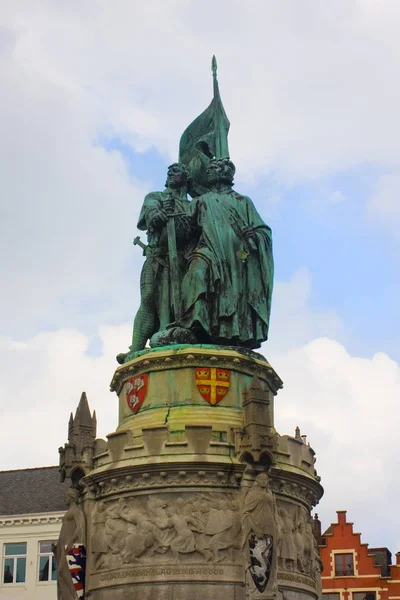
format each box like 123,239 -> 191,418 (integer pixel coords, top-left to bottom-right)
277,507 -> 296,571
91,502 -> 108,571
104,498 -> 128,554
54,488 -> 86,600
241,473 -> 277,593
294,514 -> 305,573
117,502 -> 156,562
206,498 -> 241,562
163,504 -> 211,562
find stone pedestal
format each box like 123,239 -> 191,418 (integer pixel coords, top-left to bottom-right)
78,346 -> 322,600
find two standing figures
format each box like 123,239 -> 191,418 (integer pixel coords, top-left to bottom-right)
118,157 -> 273,361
117,58 -> 274,362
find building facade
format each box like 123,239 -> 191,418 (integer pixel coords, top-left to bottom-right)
0,467 -> 69,599
319,510 -> 400,600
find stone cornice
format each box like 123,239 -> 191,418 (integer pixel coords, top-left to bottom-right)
270,466 -> 324,508
0,511 -> 64,527
110,345 -> 283,396
82,460 -> 246,499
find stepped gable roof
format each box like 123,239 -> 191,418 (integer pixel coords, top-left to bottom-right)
0,466 -> 70,515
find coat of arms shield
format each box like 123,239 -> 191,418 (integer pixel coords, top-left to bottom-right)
65,543 -> 86,599
125,374 -> 148,413
195,367 -> 230,405
248,533 -> 273,593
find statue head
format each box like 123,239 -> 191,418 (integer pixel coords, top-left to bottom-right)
64,487 -> 80,506
254,473 -> 269,490
165,163 -> 191,190
166,504 -> 176,517
206,158 -> 236,187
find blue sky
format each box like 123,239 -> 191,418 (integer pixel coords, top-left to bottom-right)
0,0 -> 399,553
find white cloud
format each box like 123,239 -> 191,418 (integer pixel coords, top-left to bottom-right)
329,191 -> 346,204
267,268 -> 343,353
0,325 -> 129,470
0,33 -> 148,338
2,0 -> 400,182
269,337 -> 400,552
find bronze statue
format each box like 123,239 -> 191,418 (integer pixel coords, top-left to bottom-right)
180,158 -> 273,348
117,163 -> 194,363
117,58 -> 274,363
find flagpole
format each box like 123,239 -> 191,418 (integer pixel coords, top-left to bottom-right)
212,55 -> 218,98
211,55 -> 229,159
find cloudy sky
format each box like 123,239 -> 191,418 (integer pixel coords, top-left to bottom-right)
1,0 -> 399,552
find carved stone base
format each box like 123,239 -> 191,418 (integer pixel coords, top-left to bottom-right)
88,582 -> 246,600
77,346 -> 322,600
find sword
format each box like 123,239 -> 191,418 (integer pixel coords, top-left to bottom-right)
166,210 -> 181,321
133,236 -> 168,268
133,236 -> 147,253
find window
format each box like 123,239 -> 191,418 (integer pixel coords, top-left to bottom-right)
334,553 -> 354,576
38,541 -> 57,582
323,594 -> 340,600
3,543 -> 27,584
353,593 -> 376,600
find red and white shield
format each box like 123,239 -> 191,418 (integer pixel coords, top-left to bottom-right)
125,374 -> 148,413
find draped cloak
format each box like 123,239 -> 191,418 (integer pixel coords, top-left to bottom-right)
180,189 -> 273,349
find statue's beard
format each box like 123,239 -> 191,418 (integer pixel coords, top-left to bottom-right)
207,172 -> 222,185
208,173 -> 232,187
167,175 -> 186,189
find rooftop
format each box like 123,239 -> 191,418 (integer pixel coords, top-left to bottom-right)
0,466 -> 70,515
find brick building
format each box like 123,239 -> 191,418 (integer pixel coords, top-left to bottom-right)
318,510 -> 400,600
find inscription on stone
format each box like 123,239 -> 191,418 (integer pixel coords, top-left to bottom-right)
88,564 -> 244,590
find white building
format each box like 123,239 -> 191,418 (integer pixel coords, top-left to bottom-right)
0,467 -> 69,599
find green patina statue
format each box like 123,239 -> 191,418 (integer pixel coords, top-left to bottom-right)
117,164 -> 195,364
117,58 -> 273,364
179,158 -> 273,349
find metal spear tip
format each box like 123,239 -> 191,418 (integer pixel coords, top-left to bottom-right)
211,55 -> 217,76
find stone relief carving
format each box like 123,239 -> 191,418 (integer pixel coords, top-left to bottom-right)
91,501 -> 108,571
277,507 -> 296,572
241,473 -> 278,593
276,502 -> 321,582
270,477 -> 321,507
88,483 -> 322,596
90,493 -> 244,571
205,497 -> 241,562
54,488 -> 86,600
